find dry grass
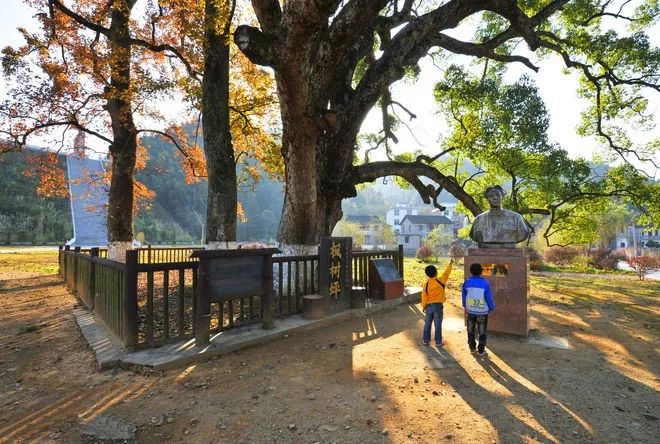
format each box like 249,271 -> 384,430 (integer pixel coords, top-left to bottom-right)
0,251 -> 59,279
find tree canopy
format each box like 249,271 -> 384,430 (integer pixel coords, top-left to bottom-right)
1,0 -> 281,252
432,64 -> 659,245
235,0 -> 659,249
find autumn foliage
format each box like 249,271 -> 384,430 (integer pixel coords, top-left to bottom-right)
1,0 -> 281,236
23,153 -> 68,198
626,256 -> 660,281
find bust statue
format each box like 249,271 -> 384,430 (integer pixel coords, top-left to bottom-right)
469,185 -> 530,248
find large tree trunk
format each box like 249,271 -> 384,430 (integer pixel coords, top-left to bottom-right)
202,0 -> 237,249
277,80 -> 320,245
274,45 -> 350,252
106,0 -> 138,262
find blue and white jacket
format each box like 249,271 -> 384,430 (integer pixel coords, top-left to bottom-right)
461,276 -> 495,315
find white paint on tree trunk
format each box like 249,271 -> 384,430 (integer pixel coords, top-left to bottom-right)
275,244 -> 319,299
277,243 -> 318,256
107,241 -> 131,262
205,241 -> 241,250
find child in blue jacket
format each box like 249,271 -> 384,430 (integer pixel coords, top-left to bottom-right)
462,263 -> 495,355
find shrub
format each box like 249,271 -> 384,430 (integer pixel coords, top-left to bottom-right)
544,246 -> 580,266
645,240 -> 660,248
588,248 -> 621,270
525,248 -> 544,271
571,255 -> 590,273
416,244 -> 434,261
627,256 -> 660,280
449,242 -> 465,263
612,248 -> 628,259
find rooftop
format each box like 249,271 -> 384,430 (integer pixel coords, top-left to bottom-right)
400,214 -> 453,225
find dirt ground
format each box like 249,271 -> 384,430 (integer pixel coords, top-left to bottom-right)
0,252 -> 658,443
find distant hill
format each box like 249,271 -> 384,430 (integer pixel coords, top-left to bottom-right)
0,148 -> 72,243
137,136 -> 284,244
0,138 -> 286,245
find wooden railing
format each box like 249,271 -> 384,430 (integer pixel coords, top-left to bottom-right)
132,256 -> 198,347
79,246 -> 198,263
273,255 -> 319,316
59,244 -> 404,350
352,246 -> 404,291
61,246 -> 126,342
137,246 -> 202,264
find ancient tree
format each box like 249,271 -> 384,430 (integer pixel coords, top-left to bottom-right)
1,0 -> 161,260
234,0 -> 659,251
136,0 -> 279,247
1,0 -> 278,254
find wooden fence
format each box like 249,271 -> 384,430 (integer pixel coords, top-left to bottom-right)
59,244 -> 404,349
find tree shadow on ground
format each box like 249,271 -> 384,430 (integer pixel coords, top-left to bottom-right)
0,275 -> 63,292
405,287 -> 660,443
404,306 -> 587,443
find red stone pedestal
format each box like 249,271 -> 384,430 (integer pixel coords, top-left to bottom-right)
368,259 -> 404,300
464,248 -> 529,336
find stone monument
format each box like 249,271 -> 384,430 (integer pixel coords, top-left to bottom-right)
465,185 -> 531,336
302,237 -> 356,320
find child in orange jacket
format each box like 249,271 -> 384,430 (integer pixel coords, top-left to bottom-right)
421,259 -> 453,346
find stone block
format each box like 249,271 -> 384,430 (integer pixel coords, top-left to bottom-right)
302,294 -> 327,320
464,248 -> 529,336
350,286 -> 367,308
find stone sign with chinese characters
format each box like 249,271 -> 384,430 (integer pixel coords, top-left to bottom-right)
318,237 -> 352,314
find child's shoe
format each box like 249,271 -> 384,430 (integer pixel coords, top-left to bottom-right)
469,347 -> 477,354
435,341 -> 445,347
477,348 -> 487,356
423,342 -> 430,346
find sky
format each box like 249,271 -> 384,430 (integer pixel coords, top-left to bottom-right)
0,0 -> 658,170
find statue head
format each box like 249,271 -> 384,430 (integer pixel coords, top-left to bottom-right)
484,185 -> 505,209
470,184 -> 530,248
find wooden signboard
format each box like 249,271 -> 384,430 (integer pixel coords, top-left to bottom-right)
191,248 -> 280,346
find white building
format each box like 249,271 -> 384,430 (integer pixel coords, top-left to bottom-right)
386,204 -> 418,235
613,225 -> 660,254
397,214 -> 453,254
344,215 -> 380,245
431,203 -> 468,231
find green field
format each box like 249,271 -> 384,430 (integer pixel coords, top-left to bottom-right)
0,250 -> 60,277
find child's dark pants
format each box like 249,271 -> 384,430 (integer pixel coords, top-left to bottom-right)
467,314 -> 488,352
423,303 -> 444,345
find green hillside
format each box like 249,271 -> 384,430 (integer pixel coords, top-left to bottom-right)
0,149 -> 72,244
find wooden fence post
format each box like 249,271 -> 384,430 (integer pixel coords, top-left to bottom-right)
58,245 -> 63,277
262,255 -> 274,329
195,259 -> 211,346
398,244 -> 404,280
63,245 -> 70,282
89,247 -> 99,310
123,250 -> 139,349
73,247 -> 81,295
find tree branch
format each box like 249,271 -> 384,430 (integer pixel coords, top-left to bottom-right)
49,0 -> 110,36
251,0 -> 283,32
430,33 -> 539,71
137,129 -> 205,179
349,160 -> 482,216
126,38 -> 201,80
